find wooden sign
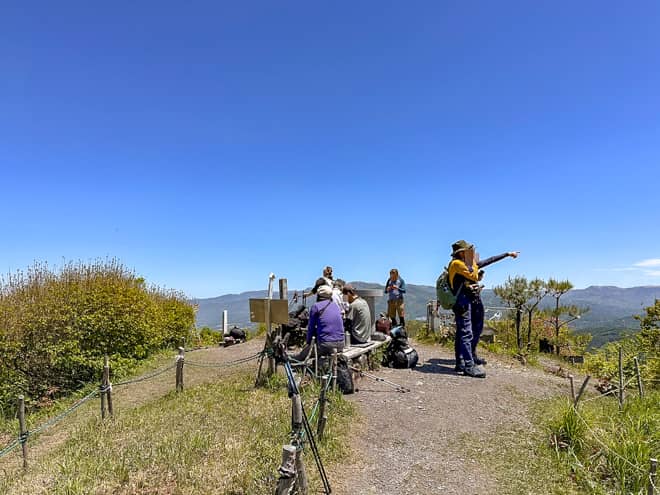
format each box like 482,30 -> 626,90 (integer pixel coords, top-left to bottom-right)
249,298 -> 289,324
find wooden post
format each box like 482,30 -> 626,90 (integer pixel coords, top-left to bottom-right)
295,449 -> 309,495
634,357 -> 644,398
568,375 -> 575,402
102,355 -> 113,418
618,347 -> 624,410
100,364 -> 107,420
291,393 -> 308,494
331,349 -> 338,392
176,347 -> 185,392
275,444 -> 297,494
648,458 -> 657,495
18,395 -> 28,469
279,278 -> 288,301
317,376 -> 328,440
266,275 -> 276,376
103,356 -> 114,416
573,375 -> 591,407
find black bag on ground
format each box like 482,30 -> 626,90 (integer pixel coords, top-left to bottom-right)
383,326 -> 419,369
392,347 -> 419,369
229,326 -> 246,341
336,355 -> 355,394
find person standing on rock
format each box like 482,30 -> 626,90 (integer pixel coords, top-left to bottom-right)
448,240 -> 519,378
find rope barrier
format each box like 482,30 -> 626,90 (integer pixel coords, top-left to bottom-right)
0,439 -> 19,458
113,363 -> 178,387
185,352 -> 263,369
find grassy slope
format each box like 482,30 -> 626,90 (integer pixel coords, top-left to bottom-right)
0,370 -> 354,494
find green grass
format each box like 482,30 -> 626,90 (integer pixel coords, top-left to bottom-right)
0,371 -> 355,494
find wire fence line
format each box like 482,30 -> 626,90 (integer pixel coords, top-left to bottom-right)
0,349 -> 264,462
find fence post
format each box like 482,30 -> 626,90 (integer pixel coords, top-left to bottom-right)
331,349 -> 338,392
100,361 -> 107,420
275,445 -> 297,494
568,374 -> 575,402
634,357 -> 644,398
618,347 -> 624,410
291,394 -> 308,494
649,458 -> 658,495
103,355 -> 113,417
18,395 -> 28,469
317,376 -> 328,440
176,347 -> 185,392
573,375 -> 591,408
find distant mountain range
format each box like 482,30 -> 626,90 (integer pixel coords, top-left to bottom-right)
193,284 -> 660,348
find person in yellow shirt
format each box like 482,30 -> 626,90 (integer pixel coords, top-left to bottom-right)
448,240 -> 519,378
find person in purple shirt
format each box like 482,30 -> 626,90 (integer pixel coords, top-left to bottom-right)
292,278 -> 344,361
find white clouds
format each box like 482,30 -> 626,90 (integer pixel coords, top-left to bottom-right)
646,270 -> 660,277
634,259 -> 660,268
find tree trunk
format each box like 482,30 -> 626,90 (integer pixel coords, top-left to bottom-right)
515,309 -> 522,351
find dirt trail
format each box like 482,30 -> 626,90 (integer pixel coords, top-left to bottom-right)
330,341 -> 569,495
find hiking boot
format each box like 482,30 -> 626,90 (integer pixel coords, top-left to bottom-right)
454,359 -> 465,373
474,356 -> 487,365
464,364 -> 486,378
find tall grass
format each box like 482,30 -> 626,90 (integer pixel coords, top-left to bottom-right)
548,391 -> 659,494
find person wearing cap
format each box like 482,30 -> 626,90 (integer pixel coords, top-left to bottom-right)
449,240 -> 519,378
292,278 -> 344,362
342,284 -> 372,345
384,268 -> 406,327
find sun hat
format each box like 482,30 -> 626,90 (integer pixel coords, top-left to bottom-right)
451,239 -> 474,255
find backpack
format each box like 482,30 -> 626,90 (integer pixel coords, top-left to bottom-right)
436,267 -> 462,310
383,327 -> 419,369
375,316 -> 392,335
336,355 -> 355,394
392,347 -> 419,369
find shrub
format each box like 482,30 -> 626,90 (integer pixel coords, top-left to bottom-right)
0,259 -> 194,416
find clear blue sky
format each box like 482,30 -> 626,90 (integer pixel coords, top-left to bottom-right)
2,1 -> 659,298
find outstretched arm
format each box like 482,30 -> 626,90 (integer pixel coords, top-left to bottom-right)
478,251 -> 519,268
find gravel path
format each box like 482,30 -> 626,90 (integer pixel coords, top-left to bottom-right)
330,341 -> 569,495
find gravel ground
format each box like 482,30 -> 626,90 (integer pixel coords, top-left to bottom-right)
329,341 -> 569,495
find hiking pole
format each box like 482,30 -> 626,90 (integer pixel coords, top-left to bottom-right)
349,366 -> 410,393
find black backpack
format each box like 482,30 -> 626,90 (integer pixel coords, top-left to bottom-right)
383,327 -> 419,369
336,355 -> 354,394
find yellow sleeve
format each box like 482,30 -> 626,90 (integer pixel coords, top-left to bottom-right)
448,259 -> 479,288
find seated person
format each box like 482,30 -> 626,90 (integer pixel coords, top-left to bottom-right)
292,279 -> 344,361
342,284 -> 372,345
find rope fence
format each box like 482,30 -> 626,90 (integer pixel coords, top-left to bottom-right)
0,346 -> 264,467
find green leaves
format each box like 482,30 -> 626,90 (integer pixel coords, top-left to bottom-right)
0,259 -> 194,416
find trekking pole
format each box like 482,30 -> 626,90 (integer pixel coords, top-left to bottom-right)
349,366 -> 410,393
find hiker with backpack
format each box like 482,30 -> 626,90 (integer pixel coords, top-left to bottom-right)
446,240 -> 519,378
384,268 -> 406,327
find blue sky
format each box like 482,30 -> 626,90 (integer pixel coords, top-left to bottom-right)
1,1 -> 659,298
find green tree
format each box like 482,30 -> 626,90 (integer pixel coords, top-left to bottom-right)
544,278 -> 585,355
522,278 -> 547,351
493,276 -> 528,351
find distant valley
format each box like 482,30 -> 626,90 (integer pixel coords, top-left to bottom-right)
193,284 -> 660,348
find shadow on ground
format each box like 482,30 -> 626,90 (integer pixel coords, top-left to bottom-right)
413,357 -> 460,376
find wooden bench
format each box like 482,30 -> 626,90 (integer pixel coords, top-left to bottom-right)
341,336 -> 390,360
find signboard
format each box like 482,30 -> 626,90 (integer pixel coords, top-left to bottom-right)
249,298 -> 289,324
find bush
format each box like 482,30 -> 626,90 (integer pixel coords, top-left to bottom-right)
0,259 -> 194,416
